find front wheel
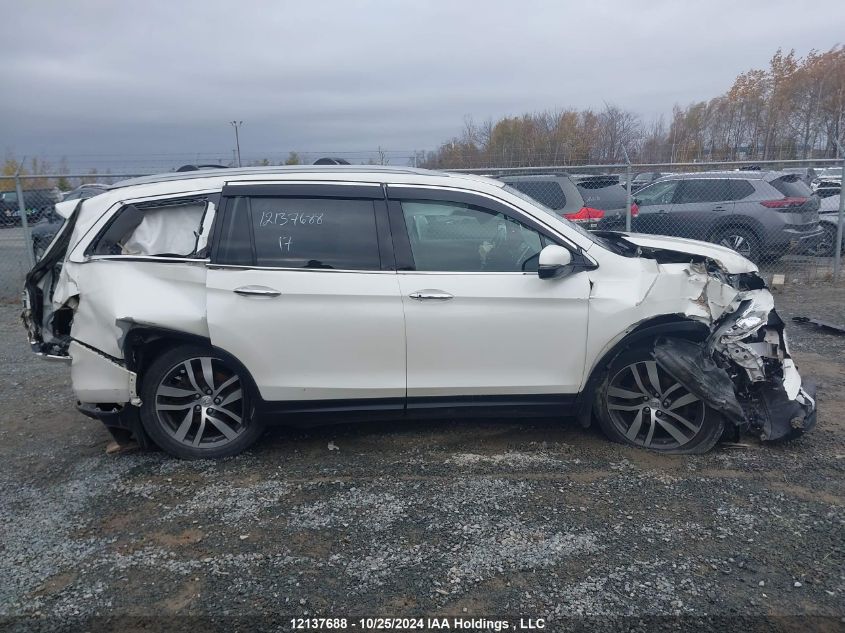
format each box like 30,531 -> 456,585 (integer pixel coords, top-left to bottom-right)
139,345 -> 264,459
595,347 -> 725,454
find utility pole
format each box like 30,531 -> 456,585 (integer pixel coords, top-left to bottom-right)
230,121 -> 243,167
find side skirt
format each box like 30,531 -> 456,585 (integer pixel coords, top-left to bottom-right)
258,394 -> 578,428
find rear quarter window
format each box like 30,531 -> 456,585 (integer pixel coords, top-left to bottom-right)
90,198 -> 209,257
769,175 -> 812,198
575,179 -> 627,210
505,180 -> 567,210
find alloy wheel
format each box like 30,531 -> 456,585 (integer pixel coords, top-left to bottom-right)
718,233 -> 752,258
606,360 -> 705,450
154,356 -> 245,448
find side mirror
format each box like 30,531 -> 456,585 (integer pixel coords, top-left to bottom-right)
538,244 -> 573,279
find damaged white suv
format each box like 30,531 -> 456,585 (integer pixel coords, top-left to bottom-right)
22,166 -> 816,458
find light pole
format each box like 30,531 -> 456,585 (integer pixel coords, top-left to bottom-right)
230,121 -> 243,167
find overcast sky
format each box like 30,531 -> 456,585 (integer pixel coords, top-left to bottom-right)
1,0 -> 843,168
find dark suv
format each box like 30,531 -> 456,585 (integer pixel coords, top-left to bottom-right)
500,174 -> 636,230
0,188 -> 61,227
632,171 -> 822,262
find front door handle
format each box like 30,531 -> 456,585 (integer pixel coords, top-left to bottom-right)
409,290 -> 454,301
712,206 -> 726,211
234,285 -> 281,297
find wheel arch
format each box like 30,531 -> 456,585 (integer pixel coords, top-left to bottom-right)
120,324 -> 263,407
706,215 -> 765,244
576,315 -> 710,427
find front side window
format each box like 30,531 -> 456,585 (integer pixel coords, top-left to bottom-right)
401,200 -> 544,272
220,196 -> 381,270
635,180 -> 679,206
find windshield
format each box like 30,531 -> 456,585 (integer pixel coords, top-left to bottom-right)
502,184 -> 606,247
818,167 -> 842,179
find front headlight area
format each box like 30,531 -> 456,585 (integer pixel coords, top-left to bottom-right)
708,289 -> 817,441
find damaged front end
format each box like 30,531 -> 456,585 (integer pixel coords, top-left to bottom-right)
653,266 -> 816,442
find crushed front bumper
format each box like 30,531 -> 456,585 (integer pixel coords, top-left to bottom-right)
654,286 -> 817,442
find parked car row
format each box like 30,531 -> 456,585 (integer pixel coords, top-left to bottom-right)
501,174 -> 636,231
498,170 -> 826,263
812,166 -> 842,199
0,187 -> 62,227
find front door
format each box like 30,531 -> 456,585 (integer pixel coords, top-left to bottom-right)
671,179 -> 736,241
206,183 -> 405,404
386,186 -> 591,402
632,179 -> 679,236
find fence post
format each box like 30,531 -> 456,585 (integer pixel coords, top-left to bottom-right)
621,145 -> 632,232
15,175 -> 36,271
833,140 -> 845,282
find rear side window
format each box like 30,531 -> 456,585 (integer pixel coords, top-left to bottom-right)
674,179 -> 734,204
769,175 -> 812,198
506,180 -> 567,210
219,197 -> 381,269
727,180 -> 755,200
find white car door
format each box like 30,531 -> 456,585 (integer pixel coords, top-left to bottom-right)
386,186 -> 591,405
205,182 -> 406,405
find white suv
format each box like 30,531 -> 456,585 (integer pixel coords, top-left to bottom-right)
22,166 -> 816,458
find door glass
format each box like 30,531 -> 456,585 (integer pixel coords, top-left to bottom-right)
401,200 -> 544,272
635,180 -> 678,206
250,197 -> 380,269
675,180 -> 732,204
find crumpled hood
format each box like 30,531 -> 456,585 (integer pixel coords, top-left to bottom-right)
620,233 -> 759,274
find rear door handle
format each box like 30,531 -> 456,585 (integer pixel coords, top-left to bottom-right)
656,209 -> 668,214
234,285 -> 281,297
713,206 -> 726,211
409,290 -> 454,301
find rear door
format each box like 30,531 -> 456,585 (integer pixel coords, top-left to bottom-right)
670,179 -> 737,240
205,182 -> 406,404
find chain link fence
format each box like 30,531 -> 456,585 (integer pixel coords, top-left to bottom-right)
461,158 -> 845,287
0,160 -> 842,300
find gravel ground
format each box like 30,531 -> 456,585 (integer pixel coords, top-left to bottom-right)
1,285 -> 844,633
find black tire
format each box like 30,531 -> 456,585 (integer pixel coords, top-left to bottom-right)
810,223 -> 838,258
711,226 -> 761,263
594,346 -> 725,454
139,344 -> 264,459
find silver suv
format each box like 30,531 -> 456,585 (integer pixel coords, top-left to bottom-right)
633,171 -> 822,262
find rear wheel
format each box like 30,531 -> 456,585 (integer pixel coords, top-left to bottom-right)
712,226 -> 760,262
810,223 -> 838,257
139,345 -> 264,459
595,347 -> 724,454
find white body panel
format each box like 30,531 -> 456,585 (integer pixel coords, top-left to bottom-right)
206,268 -> 406,401
25,166 -> 809,430
398,272 -> 590,396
